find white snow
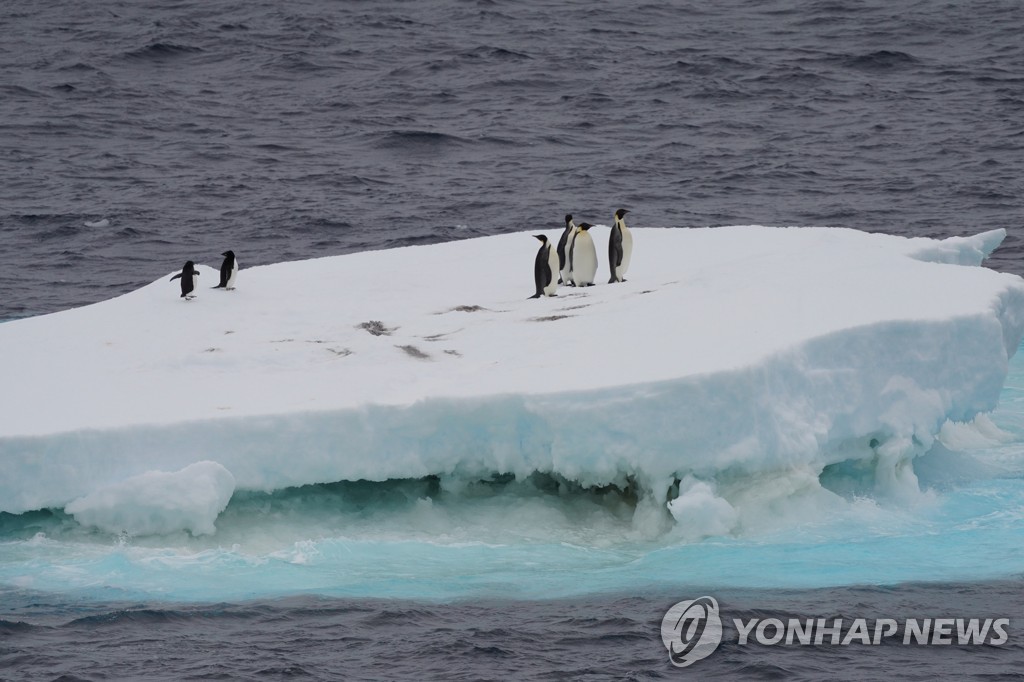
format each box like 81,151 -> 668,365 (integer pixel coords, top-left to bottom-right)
1,225 -> 1023,536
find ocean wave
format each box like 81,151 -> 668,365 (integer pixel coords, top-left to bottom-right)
840,50 -> 919,71
367,129 -> 472,150
122,42 -> 204,61
458,45 -> 532,61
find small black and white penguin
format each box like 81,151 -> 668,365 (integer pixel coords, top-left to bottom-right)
170,260 -> 199,299
530,234 -> 560,298
214,250 -> 238,290
608,208 -> 633,283
570,222 -> 598,286
556,214 -> 575,285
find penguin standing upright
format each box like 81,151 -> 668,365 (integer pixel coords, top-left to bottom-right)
561,219 -> 579,286
608,208 -> 633,283
529,234 -> 560,298
569,222 -> 598,286
214,250 -> 238,290
556,214 -> 575,285
170,260 -> 199,299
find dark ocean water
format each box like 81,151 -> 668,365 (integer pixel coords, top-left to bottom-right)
3,582 -> 1022,681
3,0 -> 1024,679
3,0 -> 1024,321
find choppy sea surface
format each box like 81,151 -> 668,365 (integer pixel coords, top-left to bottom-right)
2,0 -> 1024,679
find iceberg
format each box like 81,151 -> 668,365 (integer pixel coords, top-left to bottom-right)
64,460 -> 234,537
1,225 -> 1023,538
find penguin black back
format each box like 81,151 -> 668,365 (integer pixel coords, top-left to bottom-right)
608,208 -> 630,283
170,260 -> 199,298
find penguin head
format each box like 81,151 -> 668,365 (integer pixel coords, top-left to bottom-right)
578,222 -> 593,231
615,208 -> 629,220
533,234 -> 548,243
222,250 -> 234,258
564,214 -> 573,225
183,260 -> 195,270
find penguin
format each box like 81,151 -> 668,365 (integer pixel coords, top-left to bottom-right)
170,260 -> 199,299
556,214 -> 575,285
561,219 -> 579,286
214,250 -> 238,290
608,208 -> 633,283
569,222 -> 598,286
529,234 -> 560,298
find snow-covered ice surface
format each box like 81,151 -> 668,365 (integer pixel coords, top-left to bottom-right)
2,225 -> 1024,602
2,225 -> 1023,514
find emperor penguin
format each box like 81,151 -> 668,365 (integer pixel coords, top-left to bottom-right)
556,214 -> 575,284
214,250 -> 238,290
529,234 -> 560,298
569,222 -> 598,286
561,218 -> 578,286
170,260 -> 199,299
608,208 -> 633,283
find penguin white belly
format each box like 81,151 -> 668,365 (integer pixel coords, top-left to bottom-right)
226,261 -> 238,288
544,245 -> 560,296
573,232 -> 598,286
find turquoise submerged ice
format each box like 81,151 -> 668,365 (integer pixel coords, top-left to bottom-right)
1,226 -> 1023,601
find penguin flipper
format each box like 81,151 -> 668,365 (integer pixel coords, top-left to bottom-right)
170,273 -> 182,281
